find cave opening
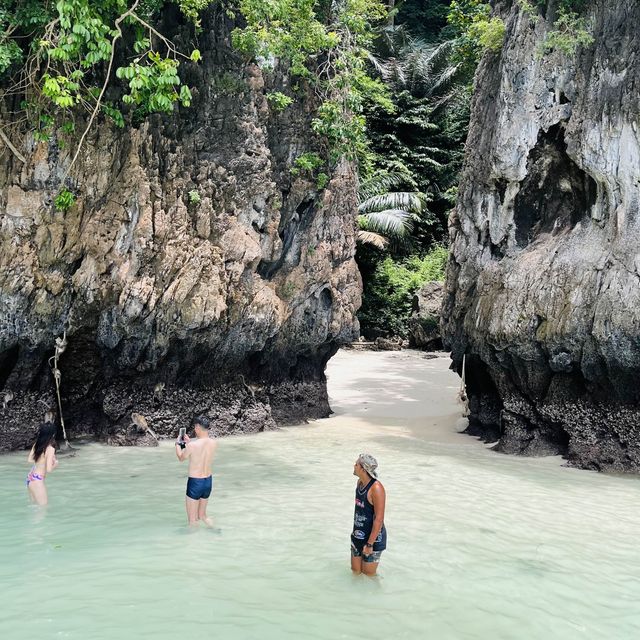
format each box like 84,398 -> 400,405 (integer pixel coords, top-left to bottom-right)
461,353 -> 504,442
513,124 -> 597,248
0,344 -> 19,389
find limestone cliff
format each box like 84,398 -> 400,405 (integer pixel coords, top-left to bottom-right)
0,10 -> 361,449
443,0 -> 640,471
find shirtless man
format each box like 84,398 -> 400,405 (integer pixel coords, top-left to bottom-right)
175,416 -> 217,526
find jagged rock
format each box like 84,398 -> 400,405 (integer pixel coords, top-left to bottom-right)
443,0 -> 640,472
107,428 -> 158,448
0,11 -> 360,451
374,337 -> 402,351
408,281 -> 444,349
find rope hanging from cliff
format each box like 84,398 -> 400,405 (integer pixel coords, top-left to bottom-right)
459,353 -> 470,418
48,324 -> 71,450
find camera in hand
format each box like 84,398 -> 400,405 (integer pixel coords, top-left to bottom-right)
177,427 -> 187,449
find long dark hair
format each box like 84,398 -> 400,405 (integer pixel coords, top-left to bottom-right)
32,422 -> 57,462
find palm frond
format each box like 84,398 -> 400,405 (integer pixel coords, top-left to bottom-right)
429,88 -> 458,115
358,209 -> 414,237
358,191 -> 427,214
357,230 -> 389,249
358,171 -> 407,201
375,39 -> 461,99
426,63 -> 461,98
375,24 -> 412,57
366,51 -> 387,77
401,40 -> 454,71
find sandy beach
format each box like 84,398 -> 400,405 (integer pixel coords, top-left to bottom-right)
326,348 -> 471,445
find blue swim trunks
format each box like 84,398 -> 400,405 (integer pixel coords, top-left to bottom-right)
186,476 -> 212,500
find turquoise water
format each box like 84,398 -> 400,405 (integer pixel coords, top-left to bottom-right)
1,350 -> 640,639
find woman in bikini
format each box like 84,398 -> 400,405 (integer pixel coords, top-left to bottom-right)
26,422 -> 58,505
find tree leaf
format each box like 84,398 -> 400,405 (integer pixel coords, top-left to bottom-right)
358,192 -> 427,214
357,230 -> 389,249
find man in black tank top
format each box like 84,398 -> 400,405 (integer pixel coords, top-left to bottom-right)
351,453 -> 387,576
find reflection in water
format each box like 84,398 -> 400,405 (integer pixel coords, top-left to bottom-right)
1,350 -> 640,639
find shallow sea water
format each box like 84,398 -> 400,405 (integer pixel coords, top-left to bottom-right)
1,350 -> 640,639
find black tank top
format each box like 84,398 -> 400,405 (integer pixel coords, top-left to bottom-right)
351,478 -> 387,552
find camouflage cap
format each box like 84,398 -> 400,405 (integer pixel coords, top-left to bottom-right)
358,453 -> 379,479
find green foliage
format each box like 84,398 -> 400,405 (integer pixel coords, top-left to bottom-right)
188,189 -> 201,204
232,0 -> 391,161
291,151 -> 330,190
517,0 -> 587,14
357,9 -> 468,338
0,0 -> 214,213
316,172 -> 329,190
54,188 -> 76,212
541,7 -> 594,56
0,1 -> 52,73
291,151 -> 326,185
356,171 -> 428,249
364,35 -> 469,247
358,245 -> 448,338
177,0 -> 211,27
266,91 -> 293,111
310,99 -> 367,160
395,0 -> 451,41
476,17 -> 506,51
1,0 -> 395,180
116,52 -> 193,115
516,0 -> 593,56
448,0 -> 591,68
288,153 -> 329,191
447,0 -> 505,70
232,0 -> 336,78
292,152 -> 323,173
0,0 -> 205,162
102,102 -> 125,128
516,0 -> 538,15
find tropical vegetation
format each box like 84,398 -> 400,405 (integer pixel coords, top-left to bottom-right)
0,0 -> 594,336
356,0 -> 593,339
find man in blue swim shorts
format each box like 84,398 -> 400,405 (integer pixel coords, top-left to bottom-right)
175,416 -> 217,526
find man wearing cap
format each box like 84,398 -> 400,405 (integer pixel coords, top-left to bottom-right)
351,453 -> 387,576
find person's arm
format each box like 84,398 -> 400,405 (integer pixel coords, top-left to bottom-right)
45,446 -> 58,472
365,482 -> 386,550
28,447 -> 35,463
175,435 -> 191,462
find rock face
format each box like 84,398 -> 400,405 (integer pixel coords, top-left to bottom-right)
408,281 -> 443,349
443,0 -> 640,471
0,11 -> 361,450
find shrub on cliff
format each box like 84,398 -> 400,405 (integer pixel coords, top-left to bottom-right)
0,0 -> 393,204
